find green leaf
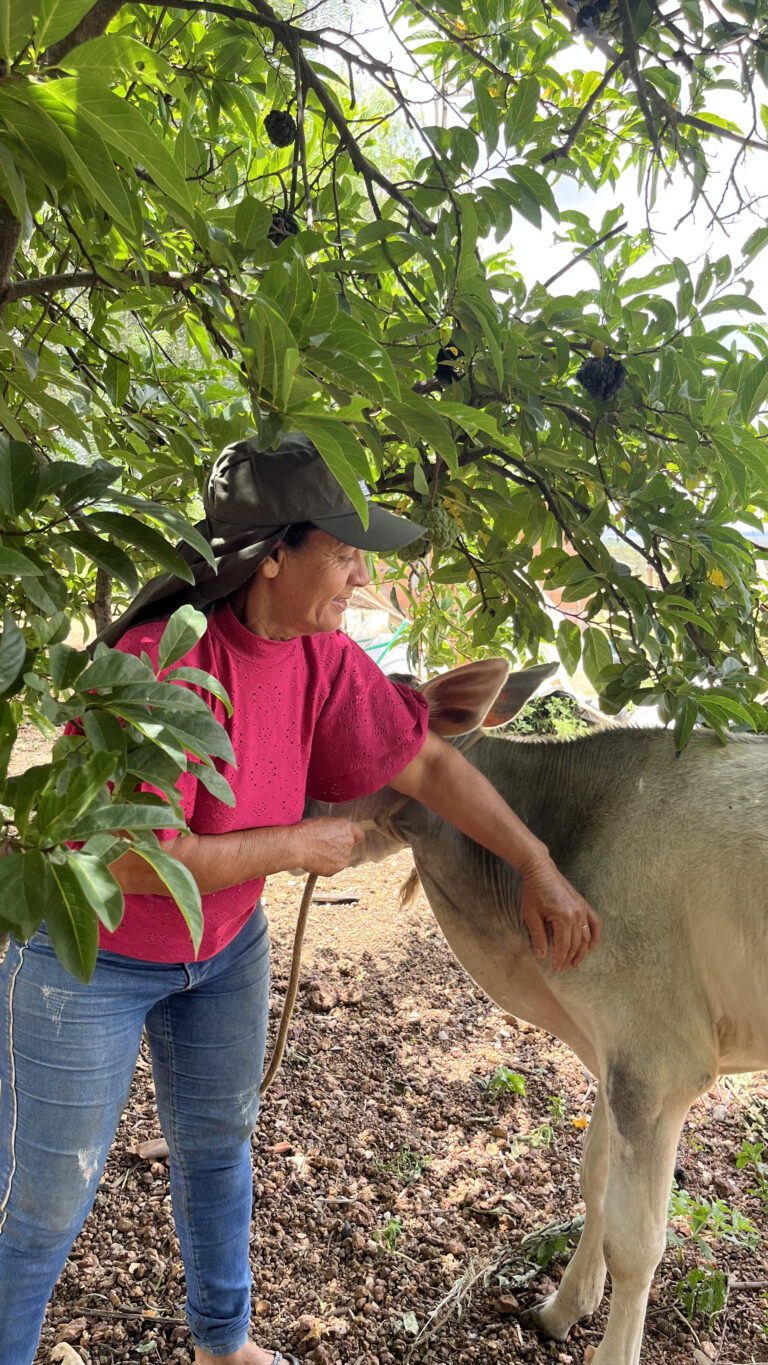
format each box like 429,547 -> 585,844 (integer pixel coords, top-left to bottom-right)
165,666 -> 233,715
157,605 -> 209,671
0,438 -> 40,515
46,858 -> 100,982
289,415 -> 369,524
81,709 -> 128,763
187,759 -> 236,807
0,547 -> 43,576
18,81 -> 139,233
78,649 -> 155,691
504,75 -> 540,148
104,354 -> 130,408
742,225 -> 768,262
674,696 -> 698,751
40,751 -> 119,840
33,0 -> 95,49
472,77 -> 499,155
0,0 -> 40,60
556,620 -> 582,675
0,143 -> 32,234
235,196 -> 272,250
131,838 -> 203,953
68,802 -> 188,839
736,355 -> 768,422
86,511 -> 195,583
51,76 -> 196,216
0,612 -> 29,695
63,851 -> 124,932
49,642 -> 89,690
54,32 -> 172,82
385,398 -> 458,473
0,851 -> 32,924
110,495 -> 216,568
581,626 -> 613,691
56,529 -> 139,592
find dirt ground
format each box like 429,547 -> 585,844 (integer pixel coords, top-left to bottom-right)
26,840 -> 768,1365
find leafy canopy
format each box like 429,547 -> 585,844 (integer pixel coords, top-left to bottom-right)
1,0 -> 767,971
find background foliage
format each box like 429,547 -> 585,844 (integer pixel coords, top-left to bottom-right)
1,0 -> 767,970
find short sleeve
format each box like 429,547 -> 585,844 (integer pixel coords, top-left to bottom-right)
306,638 -> 428,802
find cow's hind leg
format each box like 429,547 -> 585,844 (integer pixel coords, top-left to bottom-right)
524,1085 -> 609,1340
591,1068 -> 693,1365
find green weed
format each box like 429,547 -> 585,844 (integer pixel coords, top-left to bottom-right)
379,1145 -> 431,1183
476,1066 -> 527,1097
374,1215 -> 403,1252
676,1267 -> 728,1321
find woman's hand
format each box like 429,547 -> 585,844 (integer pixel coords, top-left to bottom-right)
520,856 -> 601,970
291,817 -> 366,876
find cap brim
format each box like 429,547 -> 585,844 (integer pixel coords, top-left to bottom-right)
310,503 -> 425,552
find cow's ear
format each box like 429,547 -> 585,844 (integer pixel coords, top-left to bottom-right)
482,662 -> 560,727
421,658 -> 510,736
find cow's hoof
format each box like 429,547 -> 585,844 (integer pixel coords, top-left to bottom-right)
520,1294 -> 571,1342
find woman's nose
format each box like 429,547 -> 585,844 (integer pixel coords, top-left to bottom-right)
350,550 -> 371,586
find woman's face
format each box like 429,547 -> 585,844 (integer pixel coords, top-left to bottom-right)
239,529 -> 371,638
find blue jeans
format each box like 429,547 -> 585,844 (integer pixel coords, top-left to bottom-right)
0,906 -> 270,1365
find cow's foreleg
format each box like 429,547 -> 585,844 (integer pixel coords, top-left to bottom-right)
592,1085 -> 690,1365
525,1085 -> 609,1340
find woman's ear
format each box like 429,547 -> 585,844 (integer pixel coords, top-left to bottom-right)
259,546 -> 286,579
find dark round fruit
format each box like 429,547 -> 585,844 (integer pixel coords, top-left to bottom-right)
268,211 -> 300,245
264,109 -> 297,148
577,355 -> 627,401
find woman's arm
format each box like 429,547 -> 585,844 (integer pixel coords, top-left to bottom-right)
109,817 -> 365,896
389,730 -> 601,970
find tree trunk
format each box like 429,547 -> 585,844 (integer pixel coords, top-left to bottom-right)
92,568 -> 113,636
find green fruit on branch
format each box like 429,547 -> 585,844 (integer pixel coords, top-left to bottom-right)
264,109 -> 297,147
399,505 -> 460,560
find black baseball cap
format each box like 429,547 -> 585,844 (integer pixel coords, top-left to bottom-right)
206,434 -> 424,552
96,433 -> 424,646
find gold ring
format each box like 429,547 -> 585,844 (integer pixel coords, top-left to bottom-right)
582,924 -> 591,936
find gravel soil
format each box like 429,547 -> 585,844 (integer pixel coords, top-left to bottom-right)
30,851 -> 768,1365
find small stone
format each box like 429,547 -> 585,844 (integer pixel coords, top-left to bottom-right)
305,980 -> 339,1013
494,1295 -> 519,1314
137,1137 -> 170,1161
712,1104 -> 728,1122
49,1348 -> 86,1365
55,1320 -> 87,1345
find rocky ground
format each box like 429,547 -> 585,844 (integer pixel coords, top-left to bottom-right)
31,852 -> 768,1365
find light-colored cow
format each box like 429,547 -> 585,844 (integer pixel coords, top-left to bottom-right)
310,658 -> 768,1365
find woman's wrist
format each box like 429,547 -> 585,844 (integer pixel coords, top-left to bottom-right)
514,835 -> 552,879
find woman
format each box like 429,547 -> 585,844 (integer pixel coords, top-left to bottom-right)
0,434 -> 599,1365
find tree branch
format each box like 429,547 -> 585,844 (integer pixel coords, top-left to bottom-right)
542,221 -> 627,288
541,60 -> 621,165
0,202 -> 21,309
43,0 -> 125,65
0,267 -> 203,305
404,0 -> 515,88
